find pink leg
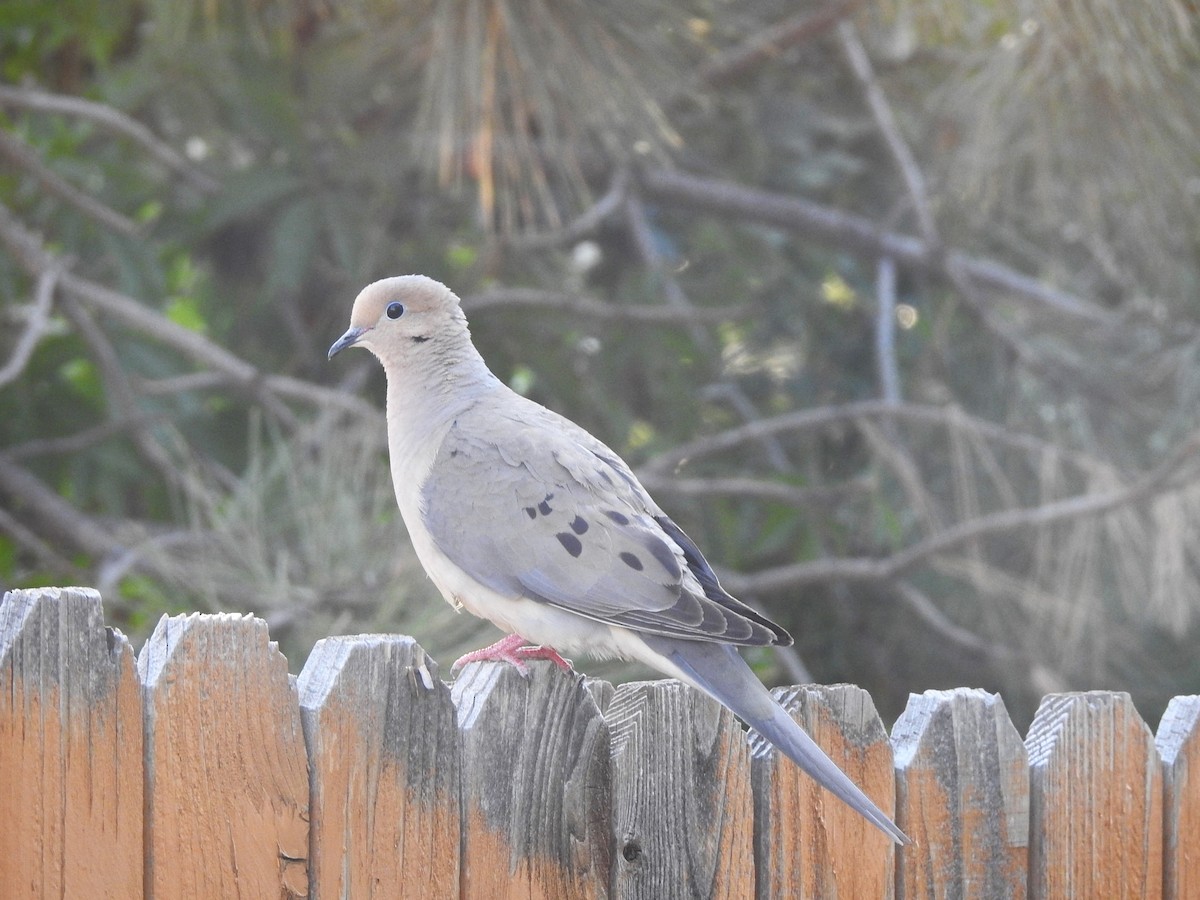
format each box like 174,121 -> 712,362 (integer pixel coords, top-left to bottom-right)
452,633 -> 573,675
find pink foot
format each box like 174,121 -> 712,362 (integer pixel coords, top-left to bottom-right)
452,633 -> 573,675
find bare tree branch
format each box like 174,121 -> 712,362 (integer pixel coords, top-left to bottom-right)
837,21 -> 939,247
624,190 -> 793,472
893,581 -> 1013,658
721,430 -> 1200,595
504,168 -> 629,251
635,472 -> 861,509
0,452 -> 131,561
0,200 -> 376,422
7,413 -> 167,461
0,263 -> 60,387
0,129 -> 139,235
0,83 -> 219,194
698,0 -> 861,86
636,166 -> 1119,327
642,398 -> 1096,477
874,255 -> 901,404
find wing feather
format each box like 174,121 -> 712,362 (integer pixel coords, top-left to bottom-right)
419,402 -> 791,647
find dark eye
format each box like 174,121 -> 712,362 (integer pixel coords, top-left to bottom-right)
386,302 -> 404,319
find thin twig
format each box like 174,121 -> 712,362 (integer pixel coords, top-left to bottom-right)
837,21 -> 939,247
624,191 -> 793,472
874,255 -> 901,404
505,168 -> 629,251
698,0 -> 861,86
893,581 -> 1013,658
0,264 -> 60,387
722,431 -> 1200,595
7,413 -> 167,461
0,83 -> 219,194
0,200 -> 375,422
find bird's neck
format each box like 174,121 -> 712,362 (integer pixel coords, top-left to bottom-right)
380,339 -> 499,467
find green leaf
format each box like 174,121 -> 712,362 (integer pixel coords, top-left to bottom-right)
59,358 -> 102,402
165,295 -> 207,333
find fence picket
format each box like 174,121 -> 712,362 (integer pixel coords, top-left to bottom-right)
452,661 -> 612,900
299,634 -> 461,899
607,679 -> 755,899
1156,695 -> 1200,900
140,612 -> 310,899
1027,691 -> 1163,899
751,683 -> 897,900
892,688 -> 1028,899
3,587 -> 1198,898
0,587 -> 142,899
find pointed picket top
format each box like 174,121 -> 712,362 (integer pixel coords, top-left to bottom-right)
0,587 -> 142,898
1026,691 -> 1162,899
1157,695 -> 1200,899
140,612 -> 309,898
892,688 -> 1028,899
751,683 -> 897,899
299,633 -> 460,899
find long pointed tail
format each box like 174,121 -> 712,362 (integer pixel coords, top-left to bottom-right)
641,636 -> 909,844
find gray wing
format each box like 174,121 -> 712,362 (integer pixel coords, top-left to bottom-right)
420,402 -> 791,647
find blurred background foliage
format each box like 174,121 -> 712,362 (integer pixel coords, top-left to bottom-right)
2,0 -> 1200,727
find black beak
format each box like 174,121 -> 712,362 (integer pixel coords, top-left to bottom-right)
328,326 -> 367,360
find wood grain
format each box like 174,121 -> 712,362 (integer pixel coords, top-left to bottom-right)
750,683 -> 897,899
452,661 -> 612,899
0,587 -> 143,899
607,678 -> 754,900
1027,691 -> 1162,899
139,612 -> 309,898
298,633 -> 460,899
892,688 -> 1028,899
1156,694 -> 1200,900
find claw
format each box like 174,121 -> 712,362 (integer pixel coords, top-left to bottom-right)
452,633 -> 573,674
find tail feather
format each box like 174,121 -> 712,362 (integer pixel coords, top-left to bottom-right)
642,635 -> 910,845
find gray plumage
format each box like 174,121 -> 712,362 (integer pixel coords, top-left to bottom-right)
329,274 -> 908,844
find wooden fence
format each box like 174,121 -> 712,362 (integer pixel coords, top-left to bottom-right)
0,586 -> 1196,899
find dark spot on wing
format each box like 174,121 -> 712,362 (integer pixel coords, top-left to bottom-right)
556,532 -> 583,557
619,551 -> 644,571
570,515 -> 588,535
538,495 -> 554,516
643,537 -> 682,579
411,335 -> 430,343
524,507 -> 537,520
606,510 -> 630,526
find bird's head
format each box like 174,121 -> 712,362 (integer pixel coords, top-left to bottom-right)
328,274 -> 469,364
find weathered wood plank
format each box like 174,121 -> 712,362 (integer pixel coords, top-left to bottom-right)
607,679 -> 754,899
0,587 -> 143,899
298,634 -> 460,899
452,661 -> 612,899
892,688 -> 1028,899
750,683 -> 896,900
1026,691 -> 1162,899
139,612 -> 309,898
1157,695 -> 1200,900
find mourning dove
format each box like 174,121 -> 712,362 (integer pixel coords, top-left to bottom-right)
329,275 -> 908,844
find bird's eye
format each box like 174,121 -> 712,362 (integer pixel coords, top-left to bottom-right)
386,302 -> 404,319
